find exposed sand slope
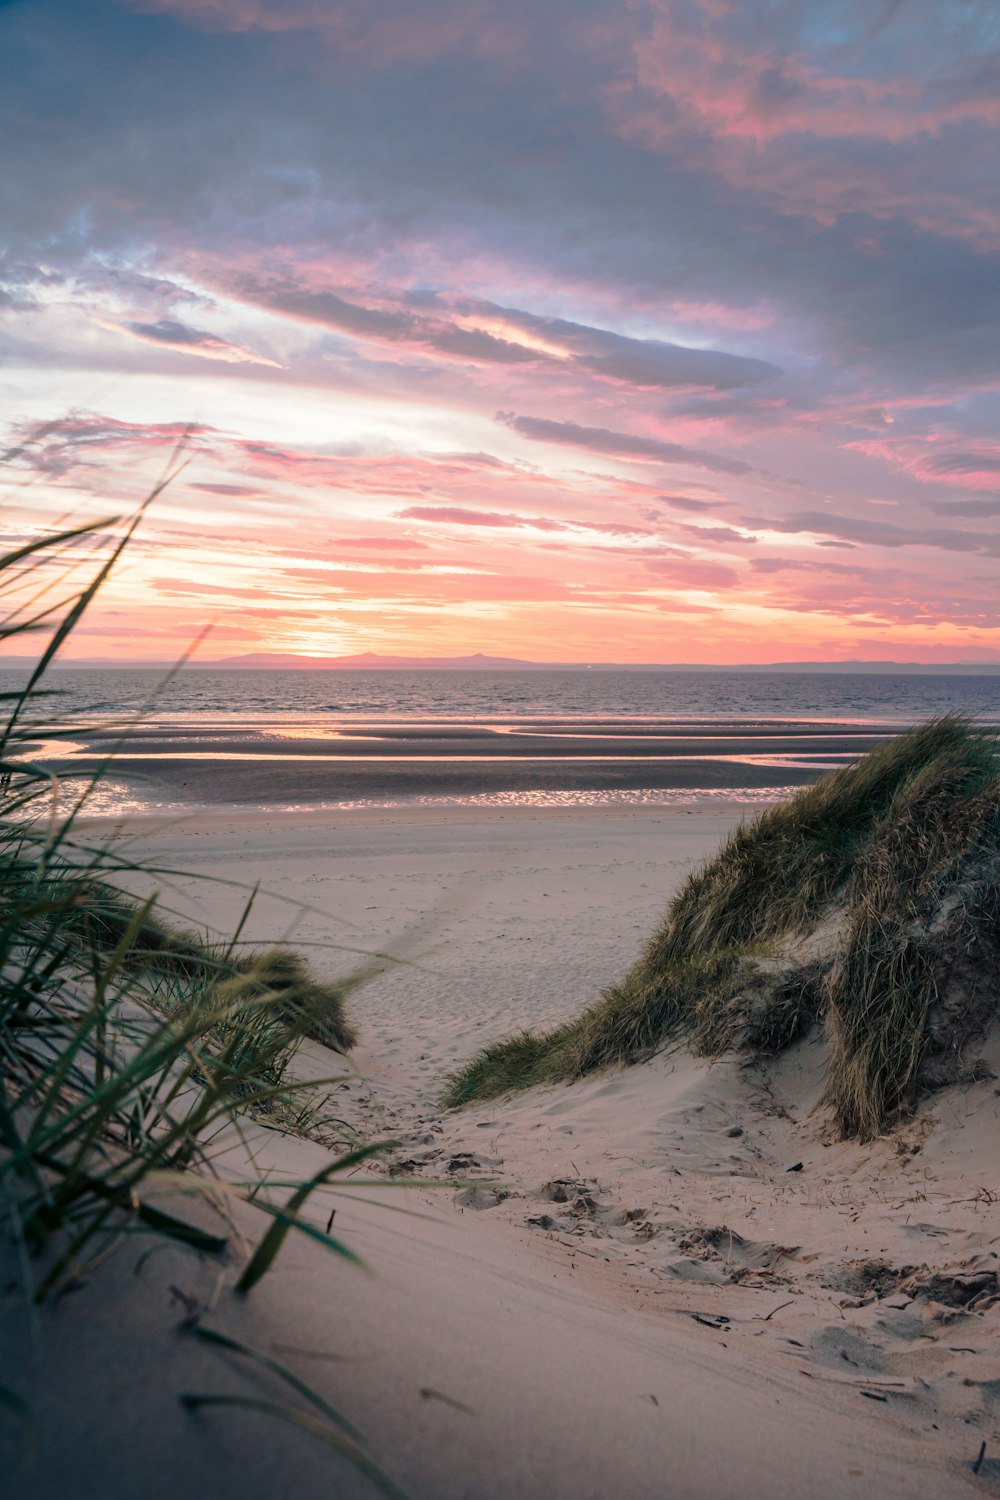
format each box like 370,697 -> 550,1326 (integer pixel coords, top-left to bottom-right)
1,1115 -> 988,1500
6,803 -> 992,1497
413,1039 -> 1000,1437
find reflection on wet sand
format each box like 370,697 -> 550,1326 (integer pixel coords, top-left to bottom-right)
21,714 -> 892,816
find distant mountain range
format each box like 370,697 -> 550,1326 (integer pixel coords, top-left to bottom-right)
208,652 -> 1000,674
4,650 -> 1000,674
212,651 -> 546,669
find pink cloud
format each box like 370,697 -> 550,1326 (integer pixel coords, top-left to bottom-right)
844,435 -> 1000,492
283,569 -> 593,604
396,505 -> 568,532
615,3 -> 1000,146
13,414 -> 212,477
333,535 -> 429,551
395,504 -> 661,543
151,577 -> 274,597
215,268 -> 778,394
228,440 -> 544,503
919,451 -> 1000,490
603,4 -> 1000,246
114,317 -> 281,368
188,482 -> 261,497
678,523 -> 756,545
643,557 -> 740,589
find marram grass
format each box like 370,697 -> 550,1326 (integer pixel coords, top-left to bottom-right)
0,457 -> 403,1493
46,874 -> 357,1054
444,717 -> 1000,1139
0,507 -> 371,1293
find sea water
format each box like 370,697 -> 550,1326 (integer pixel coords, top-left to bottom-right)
10,666 -> 1000,728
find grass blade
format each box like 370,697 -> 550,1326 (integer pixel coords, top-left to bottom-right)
236,1142 -> 388,1294
179,1395 -> 407,1499
191,1327 -> 363,1441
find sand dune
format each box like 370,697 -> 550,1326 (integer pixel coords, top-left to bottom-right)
5,803 -> 997,1497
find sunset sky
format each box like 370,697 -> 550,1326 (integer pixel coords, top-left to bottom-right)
3,0 -> 999,664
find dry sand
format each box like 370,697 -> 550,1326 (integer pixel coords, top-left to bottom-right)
4,803 -> 998,1497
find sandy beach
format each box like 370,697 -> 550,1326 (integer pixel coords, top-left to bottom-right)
5,801 -> 994,1498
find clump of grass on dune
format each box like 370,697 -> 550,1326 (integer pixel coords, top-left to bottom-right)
39,872 -> 357,1054
648,715 -> 988,961
0,827 -> 357,1138
445,717 -> 1000,1138
441,1023 -> 581,1105
826,744 -> 1000,1138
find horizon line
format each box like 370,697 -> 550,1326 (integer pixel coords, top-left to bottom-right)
4,650 -> 1000,674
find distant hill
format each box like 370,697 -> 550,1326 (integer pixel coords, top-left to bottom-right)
209,651 -> 545,670
206,654 -> 1000,674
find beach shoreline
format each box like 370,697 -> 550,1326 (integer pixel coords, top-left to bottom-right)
22,715 -> 906,815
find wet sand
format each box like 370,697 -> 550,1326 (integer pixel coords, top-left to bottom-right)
30,718 -> 893,807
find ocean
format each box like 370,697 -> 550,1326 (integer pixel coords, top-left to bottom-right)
9,667 -> 1000,816
16,666 -> 1000,725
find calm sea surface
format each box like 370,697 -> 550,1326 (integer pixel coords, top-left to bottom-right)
16,667 -> 1000,728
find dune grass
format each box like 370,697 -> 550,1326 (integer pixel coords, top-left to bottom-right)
0,471 -> 406,1491
41,871 -> 358,1053
0,504 -> 375,1292
444,717 -> 1000,1138
826,742 -> 1000,1137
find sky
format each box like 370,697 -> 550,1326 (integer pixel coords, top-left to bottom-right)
2,0 -> 999,665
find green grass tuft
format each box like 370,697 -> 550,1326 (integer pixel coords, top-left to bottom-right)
0,480 -> 374,1295
444,717 -> 1000,1138
825,743 -> 1000,1138
39,876 -> 357,1054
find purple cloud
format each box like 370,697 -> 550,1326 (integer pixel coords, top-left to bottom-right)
496,413 -> 757,476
